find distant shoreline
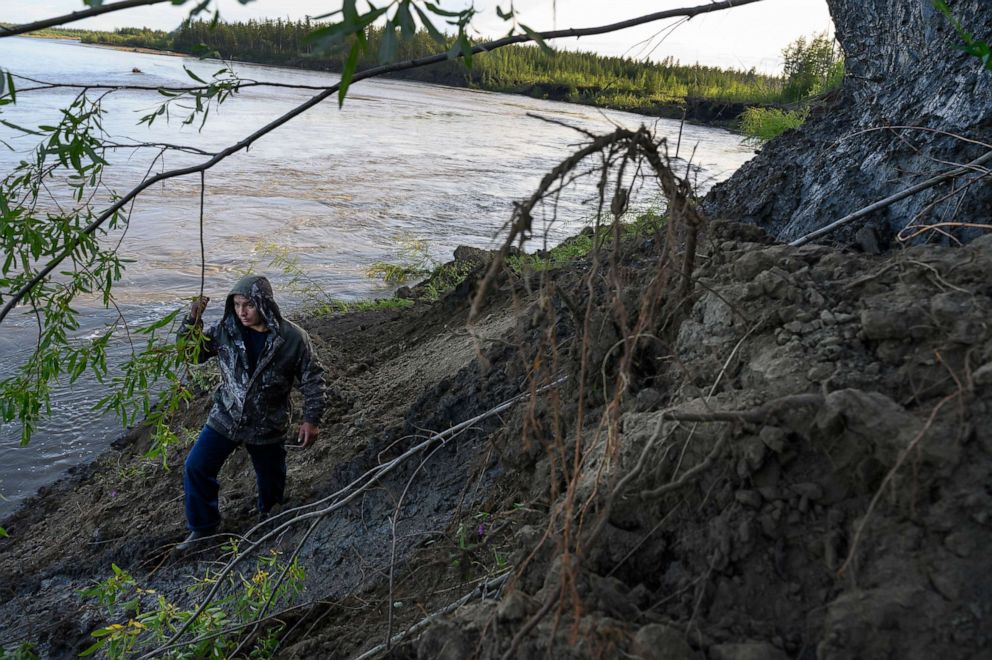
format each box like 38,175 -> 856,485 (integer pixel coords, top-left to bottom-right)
19,32 -> 748,129
22,33 -> 186,59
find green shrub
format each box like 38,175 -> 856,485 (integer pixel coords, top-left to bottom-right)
739,106 -> 810,143
782,33 -> 844,102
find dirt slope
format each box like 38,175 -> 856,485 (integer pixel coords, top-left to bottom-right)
1,226 -> 991,659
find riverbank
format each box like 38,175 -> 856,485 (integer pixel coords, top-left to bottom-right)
23,23 -> 787,127
2,217 -> 989,658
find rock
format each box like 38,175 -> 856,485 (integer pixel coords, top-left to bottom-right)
710,641 -> 788,660
704,1 -> 992,247
807,363 -> 834,382
452,245 -> 491,265
943,531 -> 975,558
416,620 -> 472,660
732,250 -> 775,280
929,292 -> 973,323
632,624 -> 701,660
759,427 -> 788,454
973,362 -> 992,386
753,268 -> 798,300
744,342 -> 808,392
635,387 -> 664,412
814,389 -> 936,467
741,436 -> 767,472
735,490 -> 762,509
854,224 -> 884,255
860,303 -> 929,341
790,482 -> 824,502
496,589 -> 533,622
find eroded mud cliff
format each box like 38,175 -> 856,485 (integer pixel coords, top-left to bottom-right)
705,0 -> 992,247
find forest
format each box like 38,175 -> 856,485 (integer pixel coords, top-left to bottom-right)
67,19 -> 841,118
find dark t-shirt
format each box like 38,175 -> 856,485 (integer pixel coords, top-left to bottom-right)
241,326 -> 268,375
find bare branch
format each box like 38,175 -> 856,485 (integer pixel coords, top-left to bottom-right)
353,571 -> 512,660
12,73 -> 338,94
789,149 -> 992,247
0,0 -> 175,37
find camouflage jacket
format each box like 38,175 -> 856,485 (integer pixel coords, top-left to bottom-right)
180,275 -> 325,445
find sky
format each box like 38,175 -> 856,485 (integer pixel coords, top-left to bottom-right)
9,0 -> 834,73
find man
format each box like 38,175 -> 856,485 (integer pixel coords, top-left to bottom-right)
177,274 -> 325,550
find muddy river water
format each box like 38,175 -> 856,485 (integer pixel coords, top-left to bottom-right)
0,36 -> 754,516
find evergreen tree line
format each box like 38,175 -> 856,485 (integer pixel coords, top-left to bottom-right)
77,20 -> 843,118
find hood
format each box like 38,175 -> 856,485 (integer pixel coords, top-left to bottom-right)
224,274 -> 282,330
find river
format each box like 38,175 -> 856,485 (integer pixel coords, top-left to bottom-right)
0,36 -> 754,518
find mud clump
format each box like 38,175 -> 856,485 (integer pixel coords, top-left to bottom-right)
1,226 -> 991,659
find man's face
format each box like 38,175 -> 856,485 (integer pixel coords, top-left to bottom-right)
233,294 -> 262,328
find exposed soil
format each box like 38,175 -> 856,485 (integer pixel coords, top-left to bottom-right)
1,225 -> 991,659
703,0 -> 992,246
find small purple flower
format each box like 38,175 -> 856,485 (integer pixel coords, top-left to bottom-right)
110,490 -> 118,498
477,523 -> 486,539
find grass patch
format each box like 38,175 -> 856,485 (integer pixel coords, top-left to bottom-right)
311,297 -> 415,315
365,236 -> 434,285
739,106 -> 810,143
419,261 -> 477,302
365,261 -> 430,285
509,210 -> 667,274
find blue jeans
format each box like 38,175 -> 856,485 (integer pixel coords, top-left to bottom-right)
183,425 -> 287,532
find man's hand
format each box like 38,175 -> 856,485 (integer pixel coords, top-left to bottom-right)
296,422 -> 319,449
190,295 -> 209,325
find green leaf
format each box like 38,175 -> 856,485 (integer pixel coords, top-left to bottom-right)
447,33 -> 474,68
413,4 -> 447,45
184,66 -> 207,84
424,2 -> 464,18
343,0 -> 358,21
520,23 -> 552,55
338,41 -> 361,108
136,309 -> 181,334
305,22 -> 357,47
394,2 -> 416,38
0,526 -> 8,538
0,120 -> 41,136
5,71 -> 16,104
378,24 -> 398,64
496,4 -> 515,21
79,639 -> 107,657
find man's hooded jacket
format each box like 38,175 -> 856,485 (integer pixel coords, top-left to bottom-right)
180,275 -> 325,445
